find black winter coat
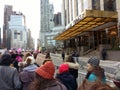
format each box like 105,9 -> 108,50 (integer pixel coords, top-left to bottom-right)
56,72 -> 76,90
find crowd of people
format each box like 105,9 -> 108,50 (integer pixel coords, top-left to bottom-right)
0,49 -> 119,90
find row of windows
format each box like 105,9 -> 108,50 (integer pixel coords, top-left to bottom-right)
65,0 -> 116,25
92,0 -> 116,11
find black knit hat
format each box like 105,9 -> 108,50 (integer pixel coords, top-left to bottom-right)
88,57 -> 100,67
0,54 -> 12,66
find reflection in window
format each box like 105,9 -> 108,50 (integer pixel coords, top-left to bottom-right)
104,0 -> 116,11
92,0 -> 100,10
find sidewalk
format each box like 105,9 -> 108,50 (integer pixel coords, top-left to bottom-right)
51,53 -> 119,75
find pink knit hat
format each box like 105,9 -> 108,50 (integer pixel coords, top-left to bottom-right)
35,61 -> 55,79
59,63 -> 69,74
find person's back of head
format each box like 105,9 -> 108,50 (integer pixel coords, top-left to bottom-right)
66,55 -> 74,63
24,56 -> 35,66
42,59 -> 52,65
35,61 -> 55,79
0,53 -> 12,66
58,63 -> 69,74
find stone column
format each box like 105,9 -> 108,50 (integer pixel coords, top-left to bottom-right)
100,0 -> 104,10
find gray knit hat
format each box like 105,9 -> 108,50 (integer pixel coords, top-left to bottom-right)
88,57 -> 100,67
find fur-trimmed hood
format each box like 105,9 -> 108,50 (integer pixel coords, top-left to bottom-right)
64,62 -> 79,69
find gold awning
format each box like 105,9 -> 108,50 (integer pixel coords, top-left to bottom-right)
54,10 -> 118,40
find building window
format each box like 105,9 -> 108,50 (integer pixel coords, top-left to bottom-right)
14,30 -> 17,39
92,0 -> 100,10
104,0 -> 116,11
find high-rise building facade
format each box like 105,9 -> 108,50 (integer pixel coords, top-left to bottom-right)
40,0 -> 55,49
8,12 -> 27,49
54,0 -> 119,60
3,5 -> 13,48
40,0 -> 50,48
49,4 -> 54,30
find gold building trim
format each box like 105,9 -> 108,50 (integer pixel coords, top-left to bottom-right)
54,10 -> 118,40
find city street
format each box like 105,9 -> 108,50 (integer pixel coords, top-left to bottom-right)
36,53 -> 118,87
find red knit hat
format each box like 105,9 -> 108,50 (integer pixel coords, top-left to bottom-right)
59,63 -> 69,74
35,61 -> 55,79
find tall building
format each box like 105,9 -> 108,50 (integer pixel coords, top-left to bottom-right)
3,5 -> 13,48
54,0 -> 119,60
8,12 -> 27,49
46,12 -> 65,50
40,0 -> 55,49
40,0 -> 50,48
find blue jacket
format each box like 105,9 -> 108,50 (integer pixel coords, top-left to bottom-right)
87,73 -> 106,83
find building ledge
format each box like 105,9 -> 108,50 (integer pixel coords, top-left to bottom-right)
54,10 -> 118,40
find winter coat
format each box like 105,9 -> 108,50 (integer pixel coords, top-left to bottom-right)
20,64 -> 38,90
65,62 -> 79,78
65,62 -> 79,90
41,80 -> 68,90
78,67 -> 107,90
78,79 -> 114,90
85,67 -> 106,83
0,66 -> 22,90
56,72 -> 76,90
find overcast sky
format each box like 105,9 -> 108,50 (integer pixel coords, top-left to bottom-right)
0,0 -> 62,40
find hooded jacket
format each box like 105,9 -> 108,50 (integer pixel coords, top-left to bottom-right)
20,64 -> 38,90
0,66 -> 22,90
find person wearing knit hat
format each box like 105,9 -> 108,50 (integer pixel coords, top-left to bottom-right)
58,63 -> 69,74
56,63 -> 76,90
86,57 -> 106,83
29,61 -> 67,90
19,56 -> 38,90
88,57 -> 100,67
78,57 -> 107,90
35,61 -> 55,79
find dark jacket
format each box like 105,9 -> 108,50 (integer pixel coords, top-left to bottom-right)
65,62 -> 79,89
20,64 -> 38,90
56,72 -> 76,90
0,66 -> 22,90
